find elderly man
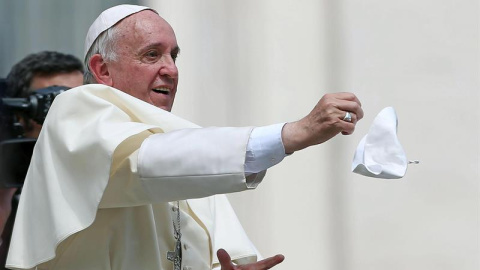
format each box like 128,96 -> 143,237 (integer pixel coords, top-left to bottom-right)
7,5 -> 363,270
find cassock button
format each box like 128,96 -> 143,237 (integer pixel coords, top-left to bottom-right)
183,244 -> 188,250
171,206 -> 176,212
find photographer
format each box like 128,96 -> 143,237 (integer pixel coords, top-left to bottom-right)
0,51 -> 83,269
5,51 -> 84,138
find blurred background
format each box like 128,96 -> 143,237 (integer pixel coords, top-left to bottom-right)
1,0 -> 478,269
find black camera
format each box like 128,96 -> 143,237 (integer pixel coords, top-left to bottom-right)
0,80 -> 68,187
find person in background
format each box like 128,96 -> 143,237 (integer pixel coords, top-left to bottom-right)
5,51 -> 84,138
0,51 -> 83,269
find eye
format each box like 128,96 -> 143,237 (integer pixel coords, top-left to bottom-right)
171,53 -> 178,63
171,48 -> 180,63
145,50 -> 159,60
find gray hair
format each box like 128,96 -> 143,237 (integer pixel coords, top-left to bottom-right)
83,26 -> 119,84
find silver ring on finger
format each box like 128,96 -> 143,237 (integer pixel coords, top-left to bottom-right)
343,112 -> 352,122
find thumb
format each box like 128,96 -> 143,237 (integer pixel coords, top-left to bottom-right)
217,249 -> 234,270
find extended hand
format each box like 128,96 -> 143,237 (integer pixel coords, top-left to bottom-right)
282,92 -> 363,153
217,249 -> 284,270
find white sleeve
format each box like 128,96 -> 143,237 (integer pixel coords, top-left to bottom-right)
112,124 -> 287,206
134,127 -> 258,203
101,127 -> 258,207
245,123 -> 287,174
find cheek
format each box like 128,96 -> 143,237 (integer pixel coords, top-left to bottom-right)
111,64 -> 159,99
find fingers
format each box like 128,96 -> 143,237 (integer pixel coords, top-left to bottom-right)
217,249 -> 235,270
217,249 -> 285,270
331,93 -> 363,121
331,92 -> 362,104
282,91 -> 363,152
318,92 -> 362,136
250,254 -> 285,269
339,103 -> 363,121
339,111 -> 357,124
338,109 -> 358,135
325,92 -> 363,135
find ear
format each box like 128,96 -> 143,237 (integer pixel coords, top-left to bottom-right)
89,54 -> 113,86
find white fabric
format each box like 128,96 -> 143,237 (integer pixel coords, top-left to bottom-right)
84,4 -> 156,58
6,84 -> 262,269
351,107 -> 408,179
138,123 -> 287,192
245,123 -> 287,174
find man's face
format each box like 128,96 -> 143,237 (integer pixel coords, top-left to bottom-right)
25,71 -> 83,138
30,71 -> 84,92
106,11 -> 179,112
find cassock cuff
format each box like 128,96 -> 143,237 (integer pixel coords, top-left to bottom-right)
244,123 -> 287,174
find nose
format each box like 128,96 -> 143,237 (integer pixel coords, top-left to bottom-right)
159,54 -> 178,79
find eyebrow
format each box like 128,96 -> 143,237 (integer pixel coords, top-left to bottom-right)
137,42 -> 180,55
172,46 -> 180,55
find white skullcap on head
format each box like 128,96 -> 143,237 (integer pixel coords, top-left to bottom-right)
84,4 -> 157,59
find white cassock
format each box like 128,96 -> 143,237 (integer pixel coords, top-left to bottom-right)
6,84 -> 267,270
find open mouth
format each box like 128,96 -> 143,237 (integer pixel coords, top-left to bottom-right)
152,87 -> 171,95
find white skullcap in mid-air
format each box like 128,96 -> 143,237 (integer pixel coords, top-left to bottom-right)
351,107 -> 417,179
84,4 -> 158,59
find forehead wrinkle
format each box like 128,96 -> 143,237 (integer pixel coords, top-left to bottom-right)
113,15 -> 150,56
113,11 -> 178,57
